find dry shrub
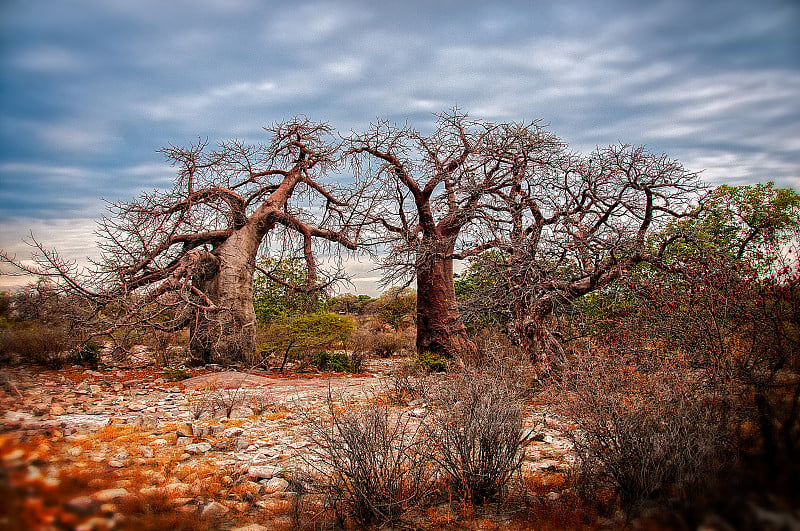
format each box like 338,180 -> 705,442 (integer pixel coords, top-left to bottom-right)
556,349 -> 733,512
386,360 -> 435,403
248,390 -> 274,415
115,489 -> 213,531
0,323 -> 72,368
305,394 -> 436,526
426,369 -> 532,504
350,322 -> 412,359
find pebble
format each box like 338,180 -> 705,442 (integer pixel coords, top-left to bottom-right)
223,426 -> 244,438
262,476 -> 289,494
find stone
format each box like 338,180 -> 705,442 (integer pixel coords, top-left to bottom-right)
247,465 -> 282,481
232,525 -> 270,531
76,516 -> 116,531
234,437 -> 250,451
66,495 -> 98,515
223,426 -> 244,438
89,384 -> 102,396
141,446 -> 154,458
94,488 -> 131,503
262,476 -> 289,494
151,438 -> 168,447
185,442 -> 212,454
175,422 -> 193,437
108,460 -> 125,468
200,500 -> 230,519
163,482 -> 191,497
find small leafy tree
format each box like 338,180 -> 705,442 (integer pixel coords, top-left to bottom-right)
581,183 -> 800,502
328,293 -> 374,315
259,312 -> 355,372
365,287 -> 416,332
253,257 -> 327,323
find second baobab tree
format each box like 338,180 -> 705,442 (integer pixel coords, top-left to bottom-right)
347,111 -> 564,357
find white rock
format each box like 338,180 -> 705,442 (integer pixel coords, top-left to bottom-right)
247,464 -> 282,480
262,477 -> 289,494
232,524 -> 270,531
94,488 -> 131,503
185,442 -> 212,454
163,482 -> 191,497
223,426 -> 245,438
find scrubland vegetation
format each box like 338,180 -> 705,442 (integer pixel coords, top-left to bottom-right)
1,112 -> 799,528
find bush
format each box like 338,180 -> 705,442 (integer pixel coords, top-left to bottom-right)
0,324 -> 72,368
315,351 -> 354,373
66,341 -> 101,369
426,369 -> 531,504
556,350 -> 732,512
258,312 -> 355,372
418,351 -> 447,373
349,324 -> 411,359
306,396 -> 435,526
161,367 -> 192,381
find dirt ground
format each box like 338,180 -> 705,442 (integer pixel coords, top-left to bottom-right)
0,358 -> 576,530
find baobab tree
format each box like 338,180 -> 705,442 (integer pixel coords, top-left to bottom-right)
2,119 -> 359,365
460,143 -> 703,359
347,111 -> 564,357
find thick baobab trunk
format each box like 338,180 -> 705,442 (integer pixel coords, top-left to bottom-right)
415,254 -> 475,358
188,228 -> 261,365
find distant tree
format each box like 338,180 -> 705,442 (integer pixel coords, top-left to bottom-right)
253,257 -> 327,323
1,119 -> 360,365
365,287 -> 417,331
328,293 -> 374,315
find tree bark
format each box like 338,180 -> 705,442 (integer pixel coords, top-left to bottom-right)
415,248 -> 475,358
188,225 -> 263,365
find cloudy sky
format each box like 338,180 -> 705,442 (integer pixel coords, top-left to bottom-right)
1,0 -> 798,294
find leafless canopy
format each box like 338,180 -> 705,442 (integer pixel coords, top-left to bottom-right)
461,141 -> 703,356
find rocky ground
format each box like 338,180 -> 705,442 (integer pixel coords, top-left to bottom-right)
0,358 -> 576,530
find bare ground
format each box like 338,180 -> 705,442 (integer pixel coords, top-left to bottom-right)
0,358 -> 577,530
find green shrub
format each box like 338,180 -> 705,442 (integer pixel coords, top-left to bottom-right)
316,351 -> 354,373
258,312 -> 355,372
418,351 -> 447,373
161,367 -> 192,381
67,341 -> 101,369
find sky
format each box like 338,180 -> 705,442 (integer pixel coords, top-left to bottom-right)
1,0 -> 798,295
